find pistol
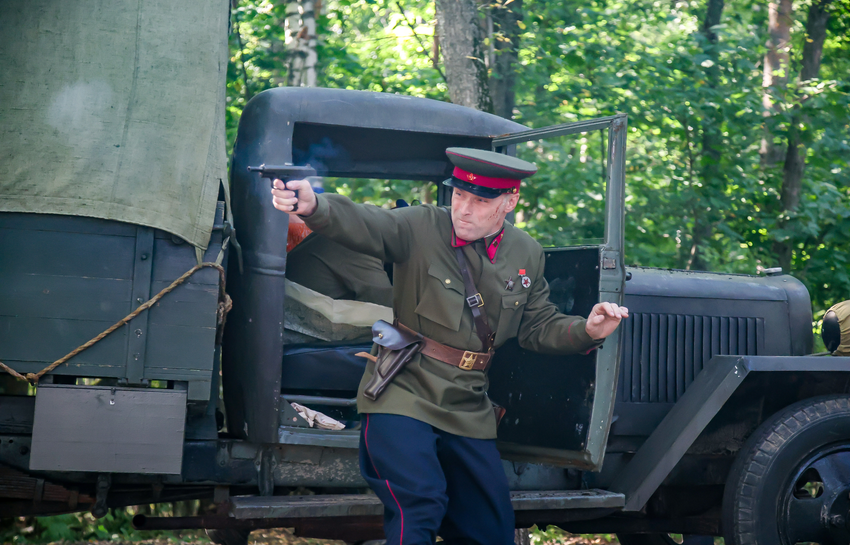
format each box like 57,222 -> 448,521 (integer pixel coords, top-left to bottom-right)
248,163 -> 317,212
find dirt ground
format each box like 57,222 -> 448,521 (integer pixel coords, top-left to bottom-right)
53,528 -> 621,545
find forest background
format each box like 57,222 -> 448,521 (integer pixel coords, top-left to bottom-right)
3,0 -> 849,543
229,0 -> 850,325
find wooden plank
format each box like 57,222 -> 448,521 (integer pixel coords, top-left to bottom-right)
30,385 -> 186,474
151,238 -> 220,285
148,282 -> 219,328
0,213 -> 137,237
144,323 -> 216,372
126,227 -> 154,383
0,229 -> 134,279
0,316 -> 128,366
0,274 -> 132,321
0,359 -> 126,377
143,368 -> 212,380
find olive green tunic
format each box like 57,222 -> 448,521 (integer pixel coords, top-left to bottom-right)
287,232 -> 393,307
303,194 -> 599,439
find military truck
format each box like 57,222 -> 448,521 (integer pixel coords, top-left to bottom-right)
2,4 -> 849,545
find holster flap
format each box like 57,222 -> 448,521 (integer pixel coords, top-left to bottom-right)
372,320 -> 423,350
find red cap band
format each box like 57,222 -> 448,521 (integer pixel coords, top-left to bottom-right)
452,167 -> 521,192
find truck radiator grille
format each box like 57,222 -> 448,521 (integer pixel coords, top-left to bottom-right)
618,313 -> 763,403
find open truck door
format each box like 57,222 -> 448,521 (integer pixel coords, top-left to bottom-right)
486,115 -> 628,471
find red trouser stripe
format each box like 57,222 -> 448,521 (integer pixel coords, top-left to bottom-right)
364,414 -> 382,479
385,479 -> 405,545
365,415 -> 405,544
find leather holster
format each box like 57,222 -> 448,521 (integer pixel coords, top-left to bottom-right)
362,320 -> 424,401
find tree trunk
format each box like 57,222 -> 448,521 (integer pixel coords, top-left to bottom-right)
688,0 -> 725,271
489,0 -> 523,119
435,0 -> 493,112
759,0 -> 794,165
773,0 -> 831,271
285,0 -> 318,87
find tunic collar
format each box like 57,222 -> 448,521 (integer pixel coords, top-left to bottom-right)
451,226 -> 505,263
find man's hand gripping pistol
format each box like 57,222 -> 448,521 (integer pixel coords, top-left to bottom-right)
248,163 -> 317,212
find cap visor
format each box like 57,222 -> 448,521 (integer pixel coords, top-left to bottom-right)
442,177 -> 506,199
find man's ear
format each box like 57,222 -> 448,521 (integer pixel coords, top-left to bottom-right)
504,192 -> 520,214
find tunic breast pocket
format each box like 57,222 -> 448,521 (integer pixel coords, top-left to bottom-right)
495,292 -> 528,345
414,263 -> 464,331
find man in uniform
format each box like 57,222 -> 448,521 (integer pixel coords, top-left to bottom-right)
271,148 -> 628,545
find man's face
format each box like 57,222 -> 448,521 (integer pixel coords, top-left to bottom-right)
450,187 -> 519,241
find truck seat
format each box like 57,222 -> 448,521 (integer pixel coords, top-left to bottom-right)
281,341 -> 372,396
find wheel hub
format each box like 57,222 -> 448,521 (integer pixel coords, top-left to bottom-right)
782,447 -> 850,545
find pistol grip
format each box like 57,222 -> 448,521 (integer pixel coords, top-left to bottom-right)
271,178 -> 299,212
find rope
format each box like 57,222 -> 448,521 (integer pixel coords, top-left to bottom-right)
0,263 -> 232,384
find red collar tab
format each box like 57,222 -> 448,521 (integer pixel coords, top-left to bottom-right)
451,228 -> 504,263
451,229 -> 472,248
487,230 -> 504,262
452,167 -> 520,193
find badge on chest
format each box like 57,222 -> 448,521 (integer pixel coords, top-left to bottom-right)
519,269 -> 532,288
508,269 -> 531,290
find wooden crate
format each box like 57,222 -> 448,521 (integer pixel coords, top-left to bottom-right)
0,204 -> 225,401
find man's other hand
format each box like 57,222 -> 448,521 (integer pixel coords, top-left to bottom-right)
271,178 -> 318,216
585,302 -> 629,341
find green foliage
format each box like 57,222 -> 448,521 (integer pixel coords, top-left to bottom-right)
0,504 -> 207,544
530,525 -> 620,543
511,0 -> 850,316
226,0 -> 850,318
227,0 -> 447,156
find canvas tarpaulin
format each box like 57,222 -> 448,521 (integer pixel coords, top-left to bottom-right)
0,0 -> 228,250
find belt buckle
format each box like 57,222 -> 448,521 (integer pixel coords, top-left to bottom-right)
466,293 -> 484,308
459,351 -> 477,370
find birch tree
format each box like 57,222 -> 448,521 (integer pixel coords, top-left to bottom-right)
285,0 -> 318,87
760,0 -> 794,166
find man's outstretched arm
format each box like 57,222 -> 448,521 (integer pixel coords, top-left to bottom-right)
271,178 -> 414,263
517,252 -> 628,354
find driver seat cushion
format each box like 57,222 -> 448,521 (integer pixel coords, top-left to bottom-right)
281,341 -> 372,395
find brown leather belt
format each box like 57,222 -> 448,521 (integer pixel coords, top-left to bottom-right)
398,323 -> 491,371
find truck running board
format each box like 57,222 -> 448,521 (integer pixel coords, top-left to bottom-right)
133,489 -> 624,540
230,489 -> 625,519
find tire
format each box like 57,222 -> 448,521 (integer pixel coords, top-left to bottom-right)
722,394 -> 850,545
205,528 -> 251,545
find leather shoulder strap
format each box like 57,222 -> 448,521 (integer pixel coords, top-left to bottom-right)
454,246 -> 495,352
440,207 -> 495,352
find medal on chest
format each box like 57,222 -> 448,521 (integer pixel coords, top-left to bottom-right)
519,268 -> 531,289
505,276 -> 515,291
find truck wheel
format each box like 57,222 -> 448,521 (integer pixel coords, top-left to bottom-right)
205,528 -> 251,545
722,394 -> 850,545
